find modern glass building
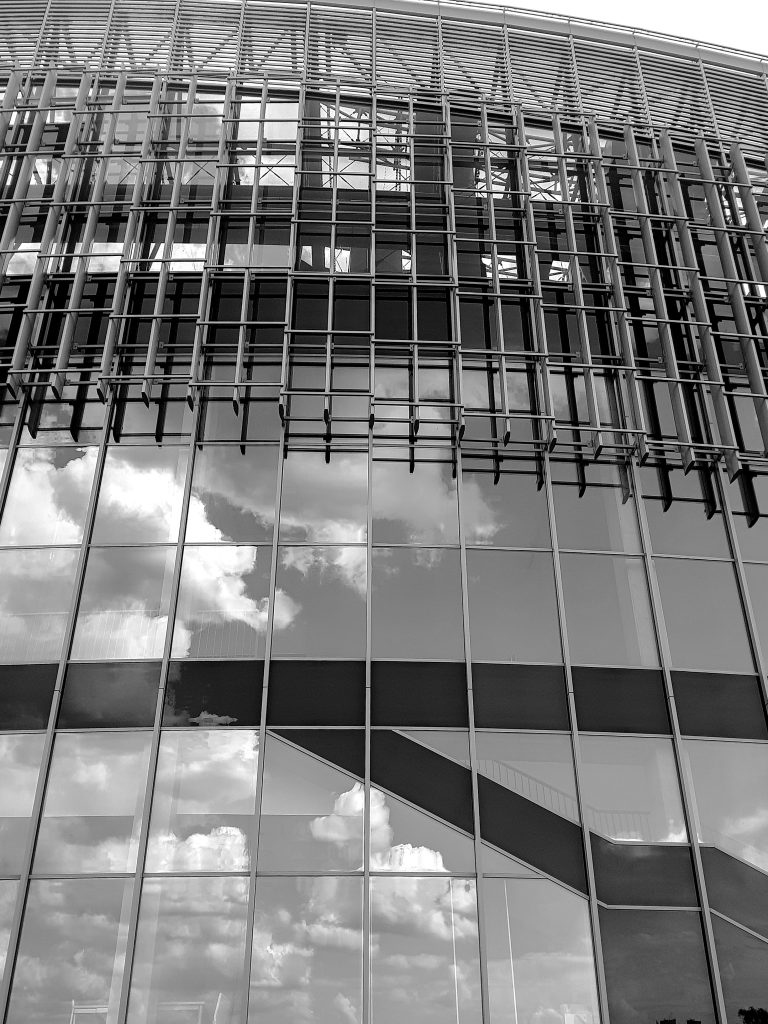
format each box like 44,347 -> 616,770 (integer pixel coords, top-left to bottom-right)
0,1 -> 767,1021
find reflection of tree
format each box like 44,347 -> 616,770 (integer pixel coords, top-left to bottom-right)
739,1010 -> 768,1024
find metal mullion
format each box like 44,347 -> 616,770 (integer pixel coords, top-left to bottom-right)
480,102 -> 511,444
552,113 -> 603,454
278,80 -> 306,425
324,85 -> 341,432
624,123 -> 695,468
51,72 -> 128,397
189,75 -> 237,408
517,106 -> 556,450
363,434 -> 372,1024
141,76 -> 197,405
627,456 -> 730,1024
0,72 -> 22,148
240,417 -> 286,1024
0,389 -> 115,1024
659,130 -> 740,479
369,89 -> 378,431
540,449 -> 611,1024
407,94 -> 418,439
0,69 -> 56,280
110,396 -> 201,1024
454,447 -> 492,1024
98,75 -> 164,399
6,71 -> 92,396
586,119 -> 649,461
439,93 -> 461,442
695,137 -> 768,454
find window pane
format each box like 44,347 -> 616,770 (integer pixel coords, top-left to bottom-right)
461,468 -> 550,548
0,447 -> 96,546
72,546 -> 176,660
466,550 -> 561,662
640,467 -> 729,557
164,660 -> 263,727
370,877 -> 481,1024
126,876 -> 248,1024
684,738 -> 768,872
656,558 -> 753,673
172,545 -> 272,659
372,548 -> 464,660
579,735 -> 687,843
483,877 -> 599,1024
186,445 -> 278,543
475,732 -> 579,823
0,734 -> 45,874
0,880 -> 17,986
145,730 -> 259,872
281,451 -> 368,543
599,909 -> 716,1024
560,553 -> 658,668
258,734 -> 364,870
746,563 -> 768,669
370,788 -> 475,872
0,548 -> 79,663
91,446 -> 188,544
34,731 -> 151,873
373,460 -> 458,544
553,463 -> 641,553
6,878 -> 132,1024
712,913 -> 768,1020
272,546 -> 366,658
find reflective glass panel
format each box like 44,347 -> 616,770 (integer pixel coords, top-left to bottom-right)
746,563 -> 768,666
145,730 -> 259,872
372,548 -> 464,660
186,445 -> 278,542
553,463 -> 641,552
599,909 -> 717,1024
466,550 -> 561,662
712,914 -> 768,1020
461,468 -> 550,548
172,545 -> 272,659
579,735 -> 687,843
6,877 -> 132,1024
249,876 -> 363,1024
0,447 -> 96,546
373,460 -> 458,544
0,547 -> 79,662
640,467 -> 730,557
475,732 -> 579,823
72,546 -> 176,660
281,451 -> 367,543
655,558 -> 753,673
560,553 -> 658,668
370,877 -> 482,1024
258,733 -> 364,870
91,446 -> 188,543
272,546 -> 366,658
0,880 -> 17,985
483,877 -> 599,1024
126,875 -> 249,1024
0,733 -> 45,874
34,731 -> 151,873
370,788 -> 475,872
684,738 -> 768,871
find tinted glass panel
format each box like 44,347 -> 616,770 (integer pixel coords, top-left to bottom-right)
370,877 -> 481,1024
281,450 -> 367,542
0,664 -> 56,729
472,664 -> 570,730
483,877 -> 599,1024
572,667 -> 670,734
553,463 -> 641,552
6,877 -> 131,1024
466,550 -> 561,662
475,732 -> 579,823
712,913 -> 768,1020
371,789 -> 475,872
59,661 -> 161,728
127,876 -> 248,1024
186,445 -> 277,542
673,671 -> 768,740
249,876 -> 363,1024
164,660 -> 263,727
0,446 -> 96,546
145,730 -> 259,872
746,563 -> 768,668
373,460 -> 458,543
560,553 -> 658,668
268,660 -> 365,725
34,731 -> 151,873
0,733 -> 45,874
461,468 -> 550,548
599,909 -> 716,1024
0,880 -> 16,985
371,661 -> 467,726
591,835 -> 698,907
702,846 -> 768,941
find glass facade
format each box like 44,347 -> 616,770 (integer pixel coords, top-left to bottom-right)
0,2 -> 767,1023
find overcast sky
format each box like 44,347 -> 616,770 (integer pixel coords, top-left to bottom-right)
493,0 -> 768,55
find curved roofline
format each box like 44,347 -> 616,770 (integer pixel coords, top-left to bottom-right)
360,0 -> 768,73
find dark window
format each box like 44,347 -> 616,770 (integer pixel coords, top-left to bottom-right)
268,661 -> 365,725
572,667 -> 670,734
591,835 -> 698,906
472,664 -> 569,730
371,661 -> 467,726
673,672 -> 768,740
0,664 -> 56,729
163,660 -> 263,727
712,913 -> 768,1020
60,662 -> 161,728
